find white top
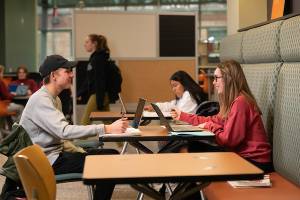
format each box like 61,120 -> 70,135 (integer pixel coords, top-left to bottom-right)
156,91 -> 198,114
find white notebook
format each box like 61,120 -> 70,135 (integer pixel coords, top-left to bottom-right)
104,128 -> 141,137
143,111 -> 171,117
228,175 -> 271,188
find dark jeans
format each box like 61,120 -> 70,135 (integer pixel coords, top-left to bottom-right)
52,148 -> 119,200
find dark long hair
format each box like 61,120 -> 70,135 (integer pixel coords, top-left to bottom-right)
170,70 -> 207,105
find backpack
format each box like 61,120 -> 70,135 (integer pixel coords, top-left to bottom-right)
106,59 -> 122,103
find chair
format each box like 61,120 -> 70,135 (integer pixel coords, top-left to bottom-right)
13,144 -> 93,200
13,144 -> 56,200
196,100 -> 220,116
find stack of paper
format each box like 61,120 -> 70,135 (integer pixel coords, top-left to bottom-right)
143,111 -> 171,117
228,175 -> 271,188
170,131 -> 215,137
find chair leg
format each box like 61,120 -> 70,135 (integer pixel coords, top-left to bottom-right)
87,185 -> 94,200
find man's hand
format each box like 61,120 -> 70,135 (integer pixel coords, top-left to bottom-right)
144,105 -> 153,111
105,118 -> 129,134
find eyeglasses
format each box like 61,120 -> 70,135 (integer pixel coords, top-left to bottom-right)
213,75 -> 223,81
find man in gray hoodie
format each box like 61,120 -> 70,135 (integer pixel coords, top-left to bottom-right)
20,55 -> 128,199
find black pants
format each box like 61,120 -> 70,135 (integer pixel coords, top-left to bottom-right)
52,148 -> 119,200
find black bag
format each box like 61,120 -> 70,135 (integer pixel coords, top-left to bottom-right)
106,59 -> 122,103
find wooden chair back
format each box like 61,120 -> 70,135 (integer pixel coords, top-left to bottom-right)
13,144 -> 56,200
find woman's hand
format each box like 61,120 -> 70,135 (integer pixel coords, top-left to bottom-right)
144,105 -> 153,111
105,118 -> 129,134
197,122 -> 207,128
170,108 -> 181,121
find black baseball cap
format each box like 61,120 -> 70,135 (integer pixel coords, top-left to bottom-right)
39,55 -> 77,78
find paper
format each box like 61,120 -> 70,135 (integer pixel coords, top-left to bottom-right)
104,128 -> 141,137
227,175 -> 271,188
170,131 -> 214,137
143,111 -> 171,117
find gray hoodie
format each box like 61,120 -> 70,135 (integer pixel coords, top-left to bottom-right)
20,86 -> 105,165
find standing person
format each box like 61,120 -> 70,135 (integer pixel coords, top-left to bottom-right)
0,65 -> 24,122
11,65 -> 38,95
144,70 -> 207,114
19,55 -> 129,199
171,60 -> 273,173
79,34 -> 111,125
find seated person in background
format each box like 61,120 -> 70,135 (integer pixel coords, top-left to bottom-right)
171,60 -> 273,173
11,65 -> 38,95
144,70 -> 207,114
19,55 -> 129,199
0,65 -> 23,121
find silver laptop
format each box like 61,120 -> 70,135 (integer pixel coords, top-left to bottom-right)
118,93 -> 127,115
118,93 -> 136,114
16,85 -> 29,96
118,93 -> 146,128
151,103 -> 205,132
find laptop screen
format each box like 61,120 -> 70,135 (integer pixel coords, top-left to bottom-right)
151,103 -> 173,131
131,98 -> 146,128
16,85 -> 29,96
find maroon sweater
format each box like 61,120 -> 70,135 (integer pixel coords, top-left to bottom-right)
12,79 -> 38,93
0,79 -> 13,100
179,95 -> 271,163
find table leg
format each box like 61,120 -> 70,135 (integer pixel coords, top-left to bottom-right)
131,184 -> 164,200
129,141 -> 153,154
121,142 -> 129,154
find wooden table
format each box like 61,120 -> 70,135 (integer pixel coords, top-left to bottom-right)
83,152 -> 264,200
100,125 -> 215,154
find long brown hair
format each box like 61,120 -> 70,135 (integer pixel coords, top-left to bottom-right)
88,34 -> 110,53
217,60 -> 261,118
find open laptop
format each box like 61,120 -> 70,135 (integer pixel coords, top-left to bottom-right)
118,93 -> 146,128
118,93 -> 127,116
118,93 -> 136,114
9,84 -> 28,96
131,98 -> 146,128
151,103 -> 205,132
16,85 -> 28,96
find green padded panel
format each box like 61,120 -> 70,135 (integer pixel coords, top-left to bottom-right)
55,173 -> 82,182
273,63 -> 300,186
242,21 -> 282,64
280,15 -> 300,62
220,32 -> 244,63
242,63 -> 282,143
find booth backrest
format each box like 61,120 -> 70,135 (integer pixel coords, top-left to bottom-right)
220,15 -> 300,186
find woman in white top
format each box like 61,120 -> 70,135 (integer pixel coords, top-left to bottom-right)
145,70 -> 207,114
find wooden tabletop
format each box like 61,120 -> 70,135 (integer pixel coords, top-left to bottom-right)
83,152 -> 264,185
99,125 -> 215,142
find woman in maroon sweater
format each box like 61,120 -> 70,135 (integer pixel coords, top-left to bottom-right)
171,60 -> 273,172
11,65 -> 38,95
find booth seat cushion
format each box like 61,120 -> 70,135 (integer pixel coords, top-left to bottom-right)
204,172 -> 300,200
